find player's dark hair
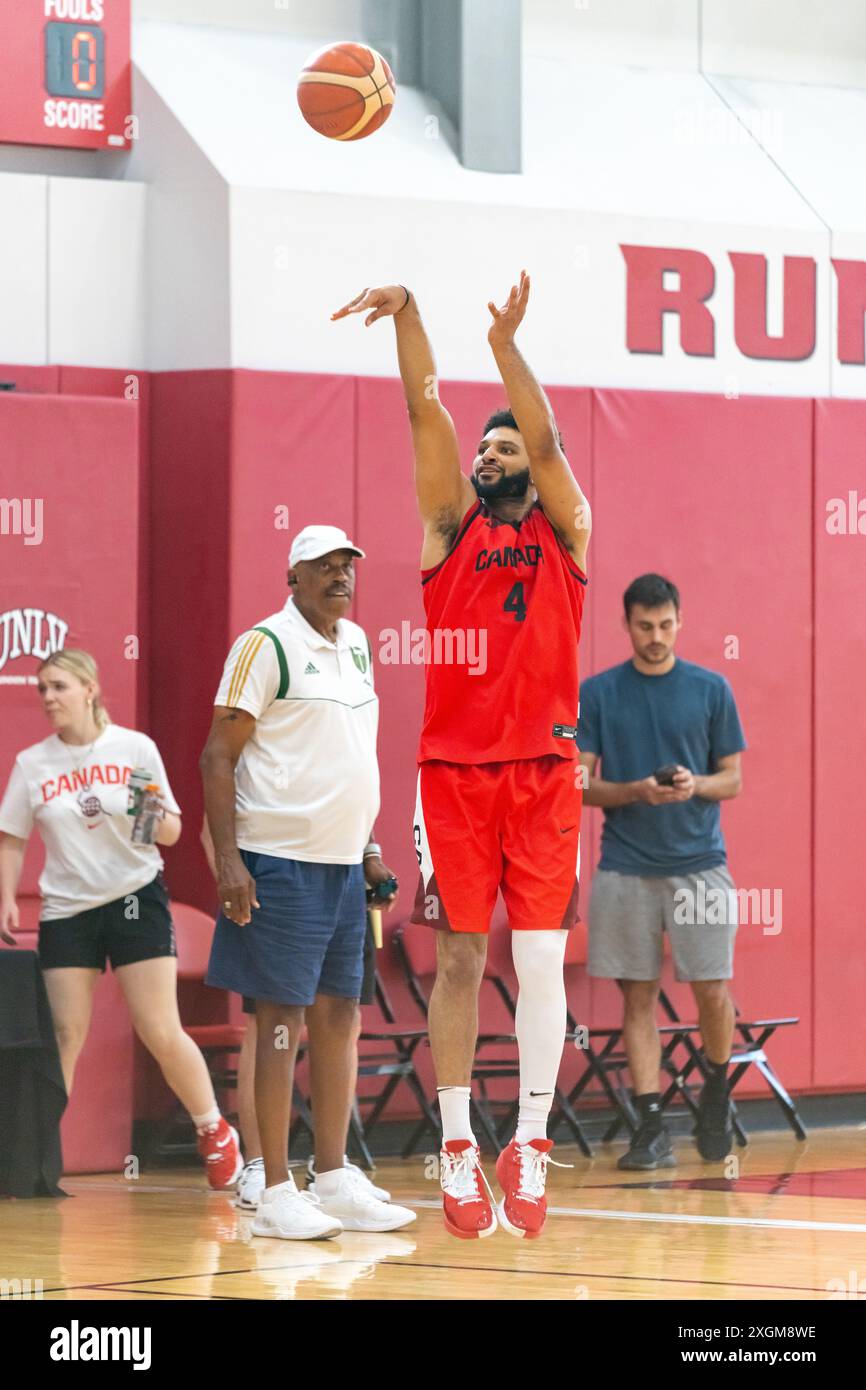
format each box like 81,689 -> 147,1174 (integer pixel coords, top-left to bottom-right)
623,573 -> 680,619
481,409 -> 564,450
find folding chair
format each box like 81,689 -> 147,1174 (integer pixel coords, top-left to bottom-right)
287,963 -> 440,1169
654,995 -> 805,1141
595,980 -> 804,1145
548,923 -> 647,1144
482,924 -> 597,1157
394,919 -> 559,1152
546,933 -> 700,1146
354,968 -> 441,1162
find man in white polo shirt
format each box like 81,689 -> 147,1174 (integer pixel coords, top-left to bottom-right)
200,525 -> 415,1240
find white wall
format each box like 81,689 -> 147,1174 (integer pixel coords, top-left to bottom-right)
524,0 -> 699,71
133,0 -> 360,38
0,176 -> 47,365
125,70 -> 231,370
702,0 -> 866,88
525,0 -> 866,88
0,172 -> 146,369
48,179 -> 147,368
230,188 -> 835,397
3,9 -> 866,388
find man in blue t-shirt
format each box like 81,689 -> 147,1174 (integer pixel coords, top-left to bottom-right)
577,573 -> 746,1170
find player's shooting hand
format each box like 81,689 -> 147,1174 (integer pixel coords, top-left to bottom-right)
331,285 -> 409,326
364,855 -> 400,913
487,270 -> 530,347
0,899 -> 19,946
216,849 -> 260,926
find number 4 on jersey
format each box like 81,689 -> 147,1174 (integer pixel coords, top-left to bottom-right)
503,582 -> 527,622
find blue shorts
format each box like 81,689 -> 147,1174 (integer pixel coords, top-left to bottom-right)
206,851 -> 367,1007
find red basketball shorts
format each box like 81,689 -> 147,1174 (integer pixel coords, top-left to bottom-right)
411,755 -> 582,934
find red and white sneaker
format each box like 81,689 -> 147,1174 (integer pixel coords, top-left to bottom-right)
495,1137 -> 556,1239
196,1117 -> 243,1190
440,1140 -> 498,1240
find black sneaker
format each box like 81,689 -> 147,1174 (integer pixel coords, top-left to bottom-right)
694,1085 -> 734,1161
617,1123 -> 676,1170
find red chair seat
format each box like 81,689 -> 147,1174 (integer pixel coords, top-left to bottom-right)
184,1023 -> 247,1049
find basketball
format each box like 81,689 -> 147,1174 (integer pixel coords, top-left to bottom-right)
297,42 -> 396,142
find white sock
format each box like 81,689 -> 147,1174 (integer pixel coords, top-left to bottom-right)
437,1085 -> 475,1145
264,1179 -> 293,1197
516,1089 -> 554,1145
192,1107 -> 221,1131
511,930 -> 568,1145
314,1168 -> 345,1198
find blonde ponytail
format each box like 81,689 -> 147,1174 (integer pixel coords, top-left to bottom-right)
37,648 -> 111,731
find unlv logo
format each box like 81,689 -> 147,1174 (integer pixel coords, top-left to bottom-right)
0,608 -> 69,682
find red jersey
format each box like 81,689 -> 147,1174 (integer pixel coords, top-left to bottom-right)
418,500 -> 586,764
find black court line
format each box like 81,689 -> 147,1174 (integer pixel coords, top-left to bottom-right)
40,1259 -> 832,1299
376,1262 -> 835,1296
38,1256 -> 404,1295
87,1286 -> 253,1301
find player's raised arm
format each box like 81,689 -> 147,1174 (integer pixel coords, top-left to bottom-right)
487,271 -> 591,570
331,285 -> 475,540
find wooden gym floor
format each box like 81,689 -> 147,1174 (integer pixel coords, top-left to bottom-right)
4,1127 -> 865,1301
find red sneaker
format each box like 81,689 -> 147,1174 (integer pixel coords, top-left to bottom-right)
495,1138 -> 554,1239
197,1118 -> 243,1190
440,1140 -> 497,1240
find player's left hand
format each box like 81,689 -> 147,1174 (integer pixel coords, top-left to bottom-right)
364,855 -> 400,912
487,270 -> 530,347
670,766 -> 696,800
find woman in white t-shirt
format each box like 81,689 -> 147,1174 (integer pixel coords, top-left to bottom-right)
0,649 -> 241,1189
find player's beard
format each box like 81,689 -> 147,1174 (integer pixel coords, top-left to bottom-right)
471,466 -> 532,501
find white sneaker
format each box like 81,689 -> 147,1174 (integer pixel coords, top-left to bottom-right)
234,1157 -> 266,1211
314,1168 -> 417,1233
307,1157 -> 391,1204
251,1175 -> 343,1240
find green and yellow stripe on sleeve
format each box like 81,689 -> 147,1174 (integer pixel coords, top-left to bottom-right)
225,631 -> 266,708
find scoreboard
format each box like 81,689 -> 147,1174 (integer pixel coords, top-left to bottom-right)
0,0 -> 131,150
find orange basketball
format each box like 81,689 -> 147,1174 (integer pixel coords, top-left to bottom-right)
297,42 -> 396,141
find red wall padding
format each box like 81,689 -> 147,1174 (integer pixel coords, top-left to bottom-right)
3,370 -> 864,1172
148,370 -> 232,915
0,390 -> 142,1169
0,392 -> 142,892
813,401 -> 866,1087
144,374 -> 860,1100
589,391 -> 815,1091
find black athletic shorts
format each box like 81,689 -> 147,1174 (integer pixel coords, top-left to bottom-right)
38,875 -> 176,972
241,915 -> 377,1013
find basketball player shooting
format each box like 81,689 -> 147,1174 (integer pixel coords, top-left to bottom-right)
332,273 -> 591,1240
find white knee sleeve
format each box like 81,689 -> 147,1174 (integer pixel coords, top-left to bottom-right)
511,930 -> 568,1094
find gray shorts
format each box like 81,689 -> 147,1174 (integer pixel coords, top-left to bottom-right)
588,865 -> 738,983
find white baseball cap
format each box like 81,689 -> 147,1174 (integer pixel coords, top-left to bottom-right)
288,525 -> 366,566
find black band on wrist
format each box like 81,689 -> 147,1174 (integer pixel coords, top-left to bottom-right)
397,284 -> 410,310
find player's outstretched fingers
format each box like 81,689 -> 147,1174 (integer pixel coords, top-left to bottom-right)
330,288 -> 370,321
